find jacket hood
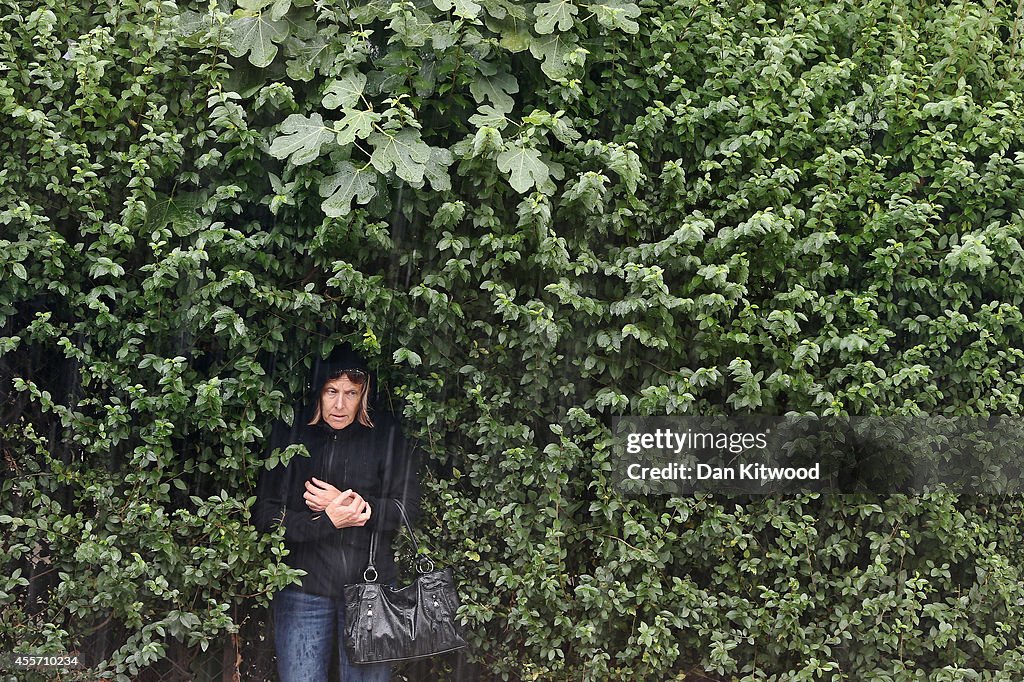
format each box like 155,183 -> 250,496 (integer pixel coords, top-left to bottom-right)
301,342 -> 378,424
308,343 -> 371,394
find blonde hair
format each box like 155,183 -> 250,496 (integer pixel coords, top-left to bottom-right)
307,372 -> 374,428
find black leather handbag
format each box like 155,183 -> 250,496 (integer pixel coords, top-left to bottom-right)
342,500 -> 467,664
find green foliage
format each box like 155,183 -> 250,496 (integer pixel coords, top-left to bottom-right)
3,0 -> 1024,679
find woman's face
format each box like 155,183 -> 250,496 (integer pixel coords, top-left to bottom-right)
320,376 -> 363,430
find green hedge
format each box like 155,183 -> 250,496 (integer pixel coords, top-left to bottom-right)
2,0 -> 1024,679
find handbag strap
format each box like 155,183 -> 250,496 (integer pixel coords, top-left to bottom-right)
275,452 -> 296,527
363,499 -> 432,582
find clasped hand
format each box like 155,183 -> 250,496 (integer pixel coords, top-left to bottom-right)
303,477 -> 371,529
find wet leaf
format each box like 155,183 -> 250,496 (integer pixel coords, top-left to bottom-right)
368,128 -> 432,184
268,113 -> 334,165
322,71 -> 367,110
534,0 -> 577,34
592,0 -> 641,34
470,69 -> 519,113
319,161 -> 378,217
334,109 -> 381,145
432,0 -> 482,20
227,10 -> 289,68
497,143 -> 550,193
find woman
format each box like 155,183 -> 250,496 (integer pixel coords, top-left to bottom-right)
254,346 -> 422,682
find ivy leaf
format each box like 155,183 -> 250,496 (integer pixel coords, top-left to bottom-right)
469,105 -> 510,130
228,11 -> 289,68
480,0 -> 527,20
268,0 -> 292,21
284,34 -> 332,81
433,0 -> 482,20
223,60 -> 267,98
592,0 -> 641,34
349,1 -> 391,23
484,15 -> 532,52
322,71 -> 367,109
269,113 -> 334,165
470,67 -> 519,114
319,161 -> 378,217
430,22 -> 460,51
368,128 -> 432,184
534,0 -> 577,34
529,32 -> 579,79
497,143 -> 551,193
238,0 -> 292,21
423,147 -> 454,191
335,109 -> 381,145
145,193 -> 208,237
176,11 -> 214,40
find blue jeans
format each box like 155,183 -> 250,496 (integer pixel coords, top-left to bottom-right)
273,585 -> 391,682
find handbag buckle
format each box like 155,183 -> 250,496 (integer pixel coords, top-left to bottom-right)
363,566 -> 379,582
415,556 -> 435,574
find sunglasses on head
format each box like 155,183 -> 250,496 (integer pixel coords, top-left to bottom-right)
333,368 -> 368,385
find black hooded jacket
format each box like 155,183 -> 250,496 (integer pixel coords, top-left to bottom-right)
253,351 -> 422,597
